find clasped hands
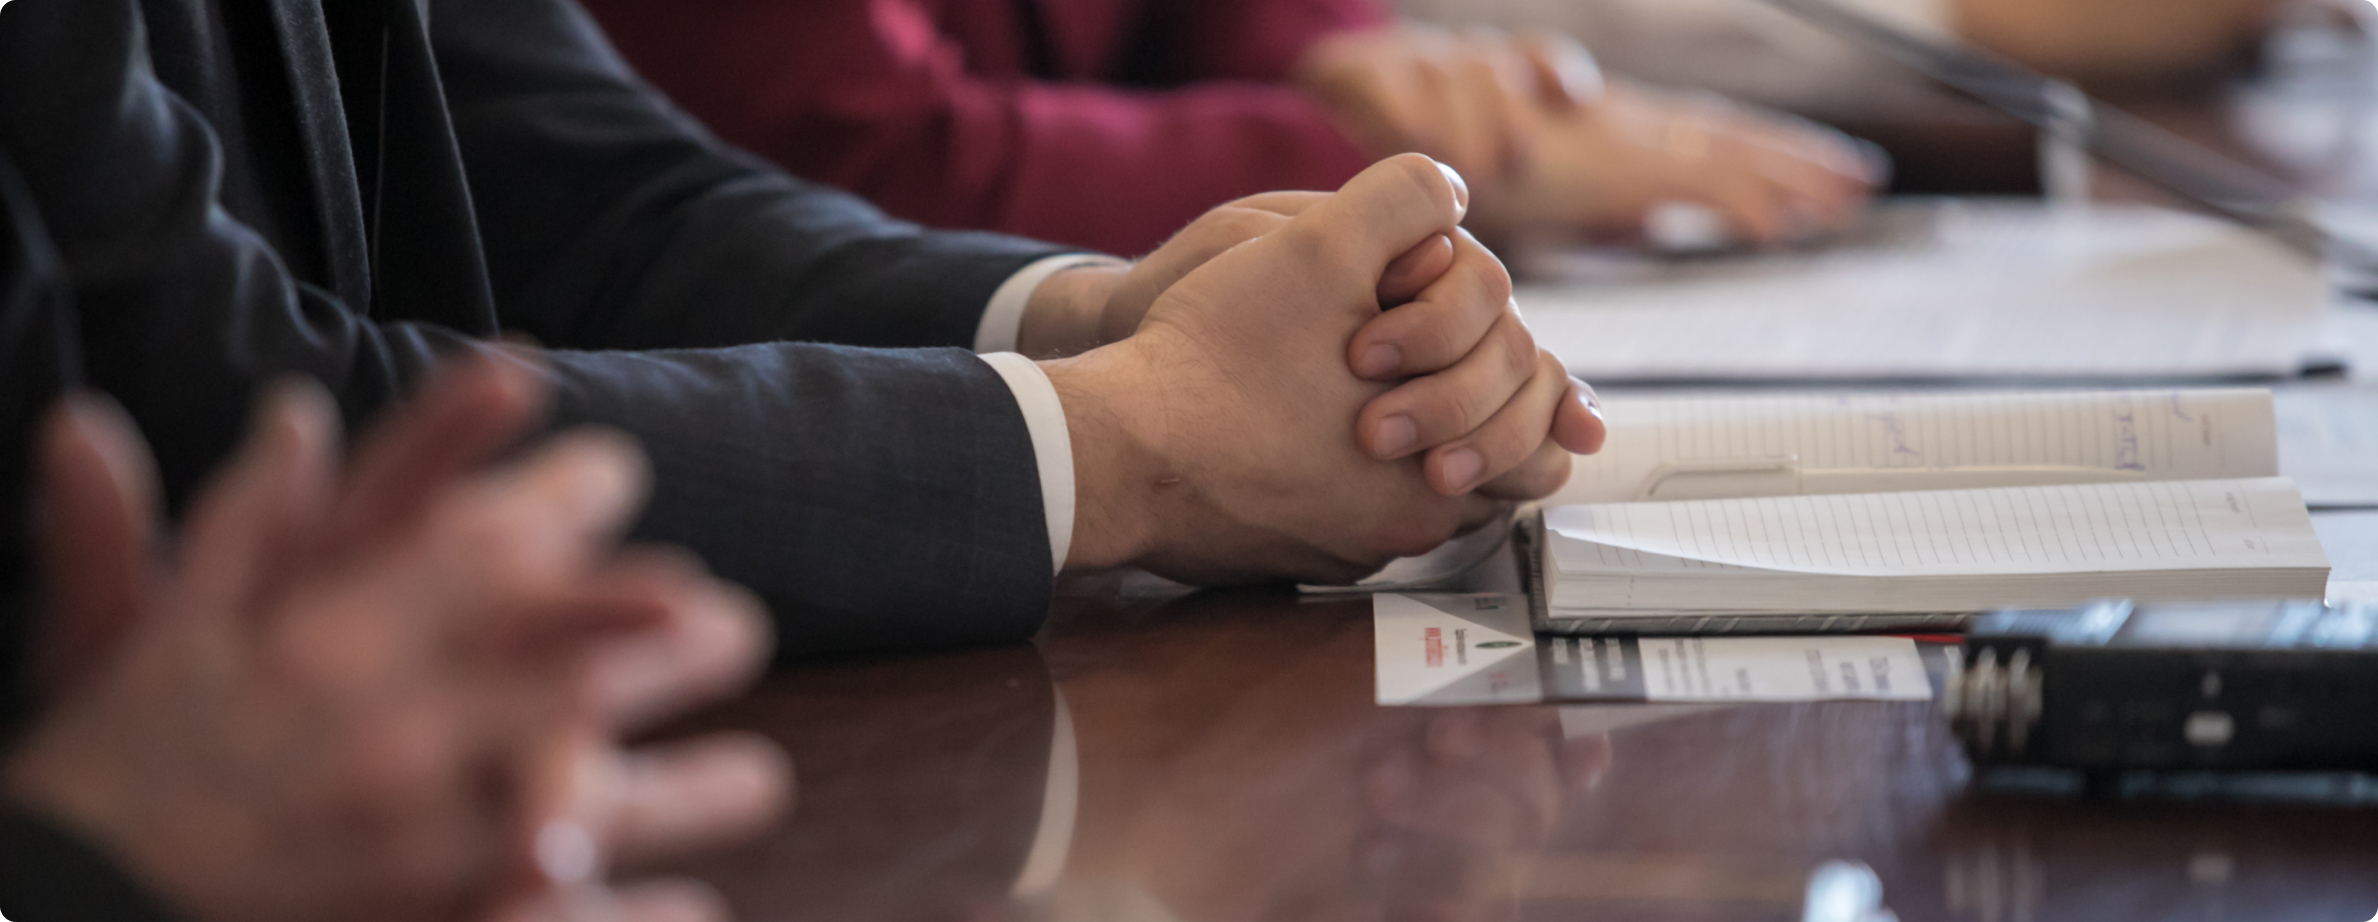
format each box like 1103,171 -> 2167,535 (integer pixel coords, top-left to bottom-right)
1018,154 -> 1607,585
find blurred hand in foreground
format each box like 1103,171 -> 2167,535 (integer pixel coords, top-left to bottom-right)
6,356 -> 789,922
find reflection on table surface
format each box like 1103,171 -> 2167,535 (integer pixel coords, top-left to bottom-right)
650,576 -> 2378,922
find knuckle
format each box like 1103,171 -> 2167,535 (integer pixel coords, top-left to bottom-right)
1507,451 -> 1571,499
1488,399 -> 1552,458
1214,209 -> 1277,246
1530,454 -> 1575,496
1474,267 -> 1514,314
1443,391 -> 1486,438
1405,383 -> 1472,442
1496,323 -> 1538,382
1476,423 -> 1531,472
1275,218 -> 1350,272
1406,313 -> 1463,366
1537,348 -> 1569,380
1181,206 -> 1236,241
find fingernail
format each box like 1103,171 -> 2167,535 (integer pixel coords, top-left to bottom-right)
1440,448 -> 1483,491
1372,415 -> 1417,458
1576,378 -> 1601,411
535,820 -> 601,885
1359,343 -> 1402,379
541,431 -> 649,528
1436,160 -> 1470,223
1558,54 -> 1607,104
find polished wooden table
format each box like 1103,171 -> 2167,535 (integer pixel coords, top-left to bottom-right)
653,545 -> 2378,922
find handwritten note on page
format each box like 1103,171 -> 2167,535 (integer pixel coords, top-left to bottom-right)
1554,389 -> 2278,505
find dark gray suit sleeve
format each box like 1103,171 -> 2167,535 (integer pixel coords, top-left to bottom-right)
430,0 -> 1081,352
0,810 -> 181,922
0,0 -> 1058,660
0,148 -> 77,736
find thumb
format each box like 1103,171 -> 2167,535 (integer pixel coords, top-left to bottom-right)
34,393 -> 161,694
1275,154 -> 1470,297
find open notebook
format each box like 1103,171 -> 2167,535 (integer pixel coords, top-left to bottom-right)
1532,389 -> 2331,633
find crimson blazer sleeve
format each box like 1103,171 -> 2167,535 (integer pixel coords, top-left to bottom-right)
0,0 -> 1070,663
579,0 -> 1388,255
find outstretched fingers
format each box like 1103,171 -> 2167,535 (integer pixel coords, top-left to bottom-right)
175,379 -> 340,629
34,394 -> 164,692
330,351 -> 551,560
460,428 -> 653,600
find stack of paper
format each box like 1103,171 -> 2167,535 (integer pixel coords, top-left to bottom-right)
1533,388 -> 2335,629
1543,477 -> 2331,619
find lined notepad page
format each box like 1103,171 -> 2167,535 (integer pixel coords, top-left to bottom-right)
1546,477 -> 2327,577
1520,202 -> 2335,381
1555,389 -> 2278,504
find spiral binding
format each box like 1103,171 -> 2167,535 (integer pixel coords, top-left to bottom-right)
1942,645 -> 2045,761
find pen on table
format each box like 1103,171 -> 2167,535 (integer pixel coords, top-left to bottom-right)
1639,457 -> 2157,500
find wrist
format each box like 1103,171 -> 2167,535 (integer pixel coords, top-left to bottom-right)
1037,342 -> 1170,570
1017,264 -> 1130,359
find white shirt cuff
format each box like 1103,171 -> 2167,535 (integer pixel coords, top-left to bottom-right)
978,352 -> 1075,575
975,254 -> 1133,354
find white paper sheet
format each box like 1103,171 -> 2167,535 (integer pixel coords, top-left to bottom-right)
1521,202 -> 2337,382
1373,594 -> 1542,706
1372,595 -> 1944,705
1634,637 -> 1931,701
2274,386 -> 2378,508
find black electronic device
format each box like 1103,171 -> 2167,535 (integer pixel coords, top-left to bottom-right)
1945,599 -> 2378,772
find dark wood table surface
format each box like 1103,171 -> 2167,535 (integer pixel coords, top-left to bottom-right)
657,560 -> 2378,922
653,28 -> 2378,922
